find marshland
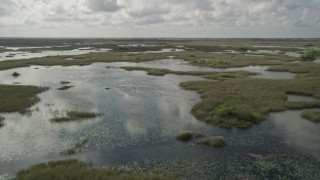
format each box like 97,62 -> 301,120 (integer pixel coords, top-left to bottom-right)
0,38 -> 320,179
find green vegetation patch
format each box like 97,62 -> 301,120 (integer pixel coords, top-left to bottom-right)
180,78 -> 320,128
16,159 -> 175,180
51,111 -> 102,123
0,85 -> 48,113
195,136 -> 226,147
301,110 -> 320,123
176,131 -> 205,141
300,50 -> 320,61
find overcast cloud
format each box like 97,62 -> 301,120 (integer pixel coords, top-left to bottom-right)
0,0 -> 319,37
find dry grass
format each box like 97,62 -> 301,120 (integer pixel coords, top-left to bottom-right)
0,85 -> 48,113
16,159 -> 176,180
301,110 -> 320,123
195,136 -> 226,147
180,78 -> 320,128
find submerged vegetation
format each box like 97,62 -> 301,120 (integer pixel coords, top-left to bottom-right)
51,111 -> 102,122
16,159 -> 175,180
301,110 -> 320,123
0,85 -> 48,113
180,78 -> 320,128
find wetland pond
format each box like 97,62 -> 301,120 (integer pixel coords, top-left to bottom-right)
0,59 -> 319,179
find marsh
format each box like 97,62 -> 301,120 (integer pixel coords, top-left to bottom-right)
0,39 -> 320,180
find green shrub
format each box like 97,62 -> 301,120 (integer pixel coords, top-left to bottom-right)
300,50 -> 320,61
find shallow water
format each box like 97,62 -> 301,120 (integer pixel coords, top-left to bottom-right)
287,94 -> 318,102
0,48 -> 111,61
0,62 -> 317,178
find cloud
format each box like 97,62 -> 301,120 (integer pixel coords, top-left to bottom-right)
0,0 -> 319,37
86,0 -> 121,12
0,0 -> 14,17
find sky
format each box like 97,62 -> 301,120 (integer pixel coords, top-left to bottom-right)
0,0 -> 320,38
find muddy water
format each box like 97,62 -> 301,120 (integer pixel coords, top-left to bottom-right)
0,61 -> 318,179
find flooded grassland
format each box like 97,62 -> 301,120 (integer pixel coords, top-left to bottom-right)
0,39 -> 320,179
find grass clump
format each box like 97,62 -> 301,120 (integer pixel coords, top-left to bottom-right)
176,131 -> 205,141
300,50 -> 320,61
195,136 -> 226,147
61,139 -> 88,155
51,111 -> 102,123
180,78 -> 320,128
57,86 -> 74,90
16,159 -> 175,180
301,110 -> 320,123
0,85 -> 48,113
12,72 -> 20,77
